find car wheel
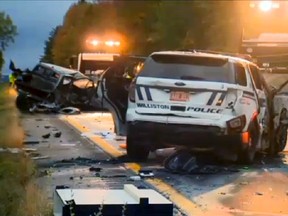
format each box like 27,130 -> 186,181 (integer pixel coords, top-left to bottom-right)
275,122 -> 287,153
126,134 -> 150,162
237,131 -> 257,164
16,94 -> 33,112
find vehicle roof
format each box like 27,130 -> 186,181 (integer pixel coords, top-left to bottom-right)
39,62 -> 80,75
150,51 -> 253,65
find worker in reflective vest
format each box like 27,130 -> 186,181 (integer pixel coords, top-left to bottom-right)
9,72 -> 17,88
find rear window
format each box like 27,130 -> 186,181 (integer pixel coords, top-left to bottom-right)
139,54 -> 236,83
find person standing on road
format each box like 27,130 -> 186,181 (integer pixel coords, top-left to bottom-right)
9,72 -> 17,88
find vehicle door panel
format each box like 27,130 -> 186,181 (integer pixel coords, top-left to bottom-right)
99,57 -> 145,135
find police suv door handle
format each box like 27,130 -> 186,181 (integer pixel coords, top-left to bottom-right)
174,82 -> 186,86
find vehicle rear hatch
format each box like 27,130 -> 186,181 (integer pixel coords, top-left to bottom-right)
135,53 -> 240,120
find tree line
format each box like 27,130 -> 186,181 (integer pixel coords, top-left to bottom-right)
42,0 -> 280,67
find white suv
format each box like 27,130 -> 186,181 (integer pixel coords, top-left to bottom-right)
127,51 -> 270,163
98,51 -> 286,164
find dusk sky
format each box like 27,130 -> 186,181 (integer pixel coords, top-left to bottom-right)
0,0 -> 76,74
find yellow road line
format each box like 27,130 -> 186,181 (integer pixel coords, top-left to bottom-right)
90,136 -> 123,158
63,116 -> 89,132
63,115 -> 200,215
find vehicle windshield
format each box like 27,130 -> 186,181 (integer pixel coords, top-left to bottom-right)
138,54 -> 236,83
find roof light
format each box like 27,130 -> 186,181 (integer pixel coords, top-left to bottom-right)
91,40 -> 99,46
259,1 -> 273,12
104,40 -> 121,47
114,41 -> 121,46
105,41 -> 115,47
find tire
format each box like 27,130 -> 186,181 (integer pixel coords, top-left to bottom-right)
237,130 -> 257,164
16,94 -> 33,112
126,134 -> 150,162
275,122 -> 287,153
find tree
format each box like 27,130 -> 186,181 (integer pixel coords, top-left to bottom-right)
0,12 -> 17,71
40,26 -> 60,63
50,1 -> 245,66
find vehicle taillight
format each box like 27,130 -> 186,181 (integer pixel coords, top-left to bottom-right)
226,115 -> 246,133
129,80 -> 136,102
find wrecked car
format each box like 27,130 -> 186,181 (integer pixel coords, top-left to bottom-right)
10,61 -> 97,112
261,67 -> 288,153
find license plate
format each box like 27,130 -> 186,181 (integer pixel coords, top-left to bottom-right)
170,91 -> 189,101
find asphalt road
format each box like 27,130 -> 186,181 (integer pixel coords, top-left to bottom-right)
22,112 -> 288,216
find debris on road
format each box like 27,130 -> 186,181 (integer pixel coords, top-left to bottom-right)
54,131 -> 62,138
60,143 -> 77,147
42,133 -> 50,139
23,140 -> 40,145
31,155 -> 50,160
255,192 -> 264,196
129,176 -> 141,181
59,107 -> 81,115
164,149 -> 240,174
139,170 -> 154,178
89,167 -> 102,172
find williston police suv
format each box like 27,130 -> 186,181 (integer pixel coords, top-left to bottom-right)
99,51 -> 287,164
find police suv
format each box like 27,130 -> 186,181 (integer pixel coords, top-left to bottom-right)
98,51 -> 287,164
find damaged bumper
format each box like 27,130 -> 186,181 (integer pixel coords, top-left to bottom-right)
127,121 -> 243,153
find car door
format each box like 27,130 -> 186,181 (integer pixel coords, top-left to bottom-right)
249,64 -> 270,148
98,56 -> 145,136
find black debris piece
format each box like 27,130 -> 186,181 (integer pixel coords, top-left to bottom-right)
23,140 -> 40,145
255,192 -> 263,196
56,185 -> 70,189
54,131 -> 62,138
164,149 -> 240,174
69,176 -> 74,180
42,133 -> 51,139
89,167 -> 102,172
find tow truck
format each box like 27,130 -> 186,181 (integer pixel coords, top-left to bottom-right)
69,52 -> 120,81
69,39 -> 124,81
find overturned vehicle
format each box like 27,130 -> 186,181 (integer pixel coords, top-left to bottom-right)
10,62 -> 98,113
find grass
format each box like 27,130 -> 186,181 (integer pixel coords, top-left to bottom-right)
0,84 -> 52,216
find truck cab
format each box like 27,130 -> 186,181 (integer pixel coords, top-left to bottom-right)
70,53 -> 120,81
